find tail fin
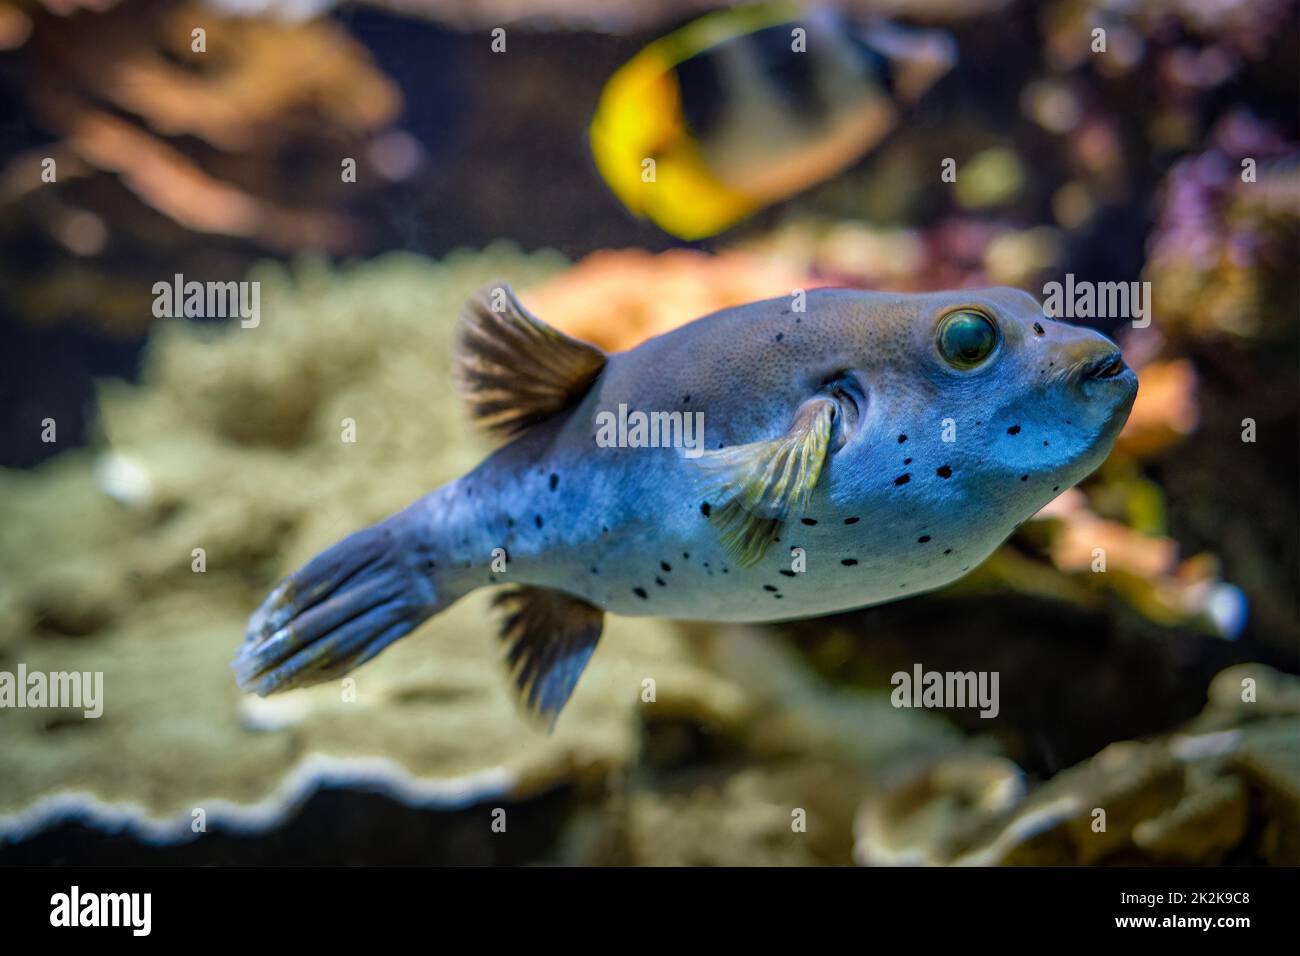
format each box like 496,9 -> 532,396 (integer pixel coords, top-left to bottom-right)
233,516 -> 438,695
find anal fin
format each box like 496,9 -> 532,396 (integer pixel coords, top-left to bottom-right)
493,586 -> 604,730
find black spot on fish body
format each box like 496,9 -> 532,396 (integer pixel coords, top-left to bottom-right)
917,535 -> 931,543
775,333 -> 784,343
700,502 -> 711,517
936,465 -> 953,478
773,594 -> 783,599
661,561 -> 672,572
633,587 -> 649,600
779,569 -> 796,577
801,518 -> 817,526
683,552 -> 690,560
1052,486 -> 1060,492
763,585 -> 778,592
841,559 -> 858,566
1020,475 -> 1029,482
844,516 -> 860,524
549,473 -> 558,491
943,549 -> 952,555
590,567 -> 598,574
894,474 -> 911,486
1007,425 -> 1021,435
534,514 -> 544,529
683,395 -> 691,403
1033,322 -> 1045,335
655,577 -> 666,587
898,434 -> 907,443
903,457 -> 912,465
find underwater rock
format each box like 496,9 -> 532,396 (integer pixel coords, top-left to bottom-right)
854,754 -> 1025,866
852,663 -> 1300,866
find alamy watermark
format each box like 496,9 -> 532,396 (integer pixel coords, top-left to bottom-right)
594,403 -> 706,458
1042,273 -> 1151,328
891,663 -> 999,719
0,664 -> 103,718
152,273 -> 260,327
50,886 -> 150,936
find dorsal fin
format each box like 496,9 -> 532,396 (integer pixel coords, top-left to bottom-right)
493,586 -> 604,731
455,283 -> 607,440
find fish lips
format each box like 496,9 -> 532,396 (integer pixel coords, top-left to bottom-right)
1079,361 -> 1139,434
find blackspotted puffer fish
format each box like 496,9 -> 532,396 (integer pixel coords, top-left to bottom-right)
589,2 -> 956,239
234,285 -> 1137,726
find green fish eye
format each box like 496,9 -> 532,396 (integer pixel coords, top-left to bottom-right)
937,310 -> 999,369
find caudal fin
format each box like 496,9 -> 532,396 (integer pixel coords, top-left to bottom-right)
233,517 -> 437,695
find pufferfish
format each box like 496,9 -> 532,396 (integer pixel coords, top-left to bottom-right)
590,2 -> 956,239
233,285 -> 1138,727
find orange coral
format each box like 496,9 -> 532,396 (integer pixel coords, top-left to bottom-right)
527,249 -> 829,352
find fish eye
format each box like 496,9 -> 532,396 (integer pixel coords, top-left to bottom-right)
936,309 -> 999,370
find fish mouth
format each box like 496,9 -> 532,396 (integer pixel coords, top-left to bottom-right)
1074,344 -> 1139,409
1084,350 -> 1126,380
1085,362 -> 1139,437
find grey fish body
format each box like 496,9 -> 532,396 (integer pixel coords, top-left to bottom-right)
421,287 -> 1128,620
236,285 -> 1136,724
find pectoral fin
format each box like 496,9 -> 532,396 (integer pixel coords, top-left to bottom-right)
695,398 -> 836,567
493,586 -> 604,730
455,283 -> 607,440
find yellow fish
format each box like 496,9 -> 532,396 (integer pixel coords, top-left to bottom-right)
589,3 -> 956,239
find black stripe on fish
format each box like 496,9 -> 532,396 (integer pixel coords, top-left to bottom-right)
674,48 -> 727,142
748,22 -> 823,118
676,22 -> 827,143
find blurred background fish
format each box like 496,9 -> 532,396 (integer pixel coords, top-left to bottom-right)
589,2 -> 956,238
